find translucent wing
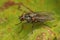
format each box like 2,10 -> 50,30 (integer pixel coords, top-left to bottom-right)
34,12 -> 54,21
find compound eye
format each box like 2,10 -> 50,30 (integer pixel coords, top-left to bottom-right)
19,15 -> 25,21
30,13 -> 36,17
20,17 -> 24,21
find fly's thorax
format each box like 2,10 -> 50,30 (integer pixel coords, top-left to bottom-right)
29,13 -> 37,17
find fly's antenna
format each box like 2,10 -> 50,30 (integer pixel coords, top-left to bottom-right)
18,2 -> 34,13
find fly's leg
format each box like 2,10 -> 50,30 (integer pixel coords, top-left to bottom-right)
15,21 -> 22,25
31,23 -> 34,34
15,21 -> 24,33
43,23 -> 50,27
18,23 -> 23,33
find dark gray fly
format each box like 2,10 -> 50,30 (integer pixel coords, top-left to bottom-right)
17,3 -> 54,33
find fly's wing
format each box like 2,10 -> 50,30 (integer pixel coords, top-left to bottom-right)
34,12 -> 54,22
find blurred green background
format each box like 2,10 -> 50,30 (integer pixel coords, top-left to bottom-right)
0,0 -> 60,40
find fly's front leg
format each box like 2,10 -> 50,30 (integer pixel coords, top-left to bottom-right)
15,21 -> 23,33
18,23 -> 24,33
